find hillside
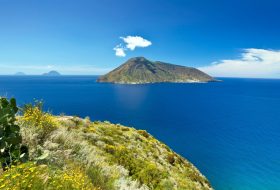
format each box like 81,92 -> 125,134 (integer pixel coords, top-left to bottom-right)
97,57 -> 215,84
0,101 -> 212,190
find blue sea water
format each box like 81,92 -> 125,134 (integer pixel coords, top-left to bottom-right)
0,76 -> 280,190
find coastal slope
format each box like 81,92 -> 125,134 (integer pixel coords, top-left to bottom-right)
54,117 -> 212,189
0,104 -> 212,190
97,57 -> 215,84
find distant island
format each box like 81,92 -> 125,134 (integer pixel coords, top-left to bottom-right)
97,57 -> 216,84
14,72 -> 26,76
42,70 -> 61,76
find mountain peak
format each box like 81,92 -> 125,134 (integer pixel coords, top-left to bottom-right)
126,57 -> 150,63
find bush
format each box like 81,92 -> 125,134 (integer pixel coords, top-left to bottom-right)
136,163 -> 168,189
0,97 -> 28,169
108,145 -> 167,189
104,144 -> 116,154
167,153 -> 176,165
137,130 -> 150,138
52,164 -> 96,190
86,165 -> 116,190
0,162 -> 97,190
21,101 -> 58,138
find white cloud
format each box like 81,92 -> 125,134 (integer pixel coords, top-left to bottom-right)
121,36 -> 152,50
113,44 -> 126,57
199,48 -> 280,78
113,35 -> 152,57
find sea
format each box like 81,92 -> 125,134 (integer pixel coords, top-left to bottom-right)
0,76 -> 279,190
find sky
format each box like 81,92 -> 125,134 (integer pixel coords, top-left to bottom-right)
0,0 -> 280,77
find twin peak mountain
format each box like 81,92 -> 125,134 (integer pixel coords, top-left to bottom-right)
97,57 -> 216,84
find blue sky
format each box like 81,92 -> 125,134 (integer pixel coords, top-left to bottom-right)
1,0 -> 280,77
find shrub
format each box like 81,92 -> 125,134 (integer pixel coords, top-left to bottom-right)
137,130 -> 150,138
167,153 -> 176,165
120,127 -> 130,131
0,162 -> 97,190
136,163 -> 168,189
21,101 -> 58,138
0,162 -> 47,189
71,116 -> 83,127
84,126 -> 96,133
104,144 -> 116,154
52,164 -> 96,190
86,165 -> 116,190
0,97 -> 28,169
108,145 -> 167,189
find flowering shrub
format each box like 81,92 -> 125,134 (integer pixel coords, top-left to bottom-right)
0,162 -> 97,190
52,164 -> 97,190
21,102 -> 58,137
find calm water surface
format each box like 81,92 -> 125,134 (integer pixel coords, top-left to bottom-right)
0,76 -> 280,190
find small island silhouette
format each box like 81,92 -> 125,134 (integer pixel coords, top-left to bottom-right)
14,72 -> 26,76
42,70 -> 61,76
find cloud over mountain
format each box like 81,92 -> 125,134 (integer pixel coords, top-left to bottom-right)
113,44 -> 126,57
121,36 -> 152,50
199,49 -> 280,78
113,36 -> 152,57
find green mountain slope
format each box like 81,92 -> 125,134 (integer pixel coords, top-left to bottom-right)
97,57 -> 215,84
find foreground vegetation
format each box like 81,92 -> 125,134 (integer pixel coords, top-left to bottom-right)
0,98 -> 212,190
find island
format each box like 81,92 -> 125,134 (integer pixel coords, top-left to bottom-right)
97,57 -> 215,84
42,70 -> 61,76
14,72 -> 26,76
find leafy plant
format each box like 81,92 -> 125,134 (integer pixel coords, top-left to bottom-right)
0,97 -> 28,169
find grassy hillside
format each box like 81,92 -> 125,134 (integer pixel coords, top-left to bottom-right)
97,57 -> 215,84
0,101 -> 212,190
